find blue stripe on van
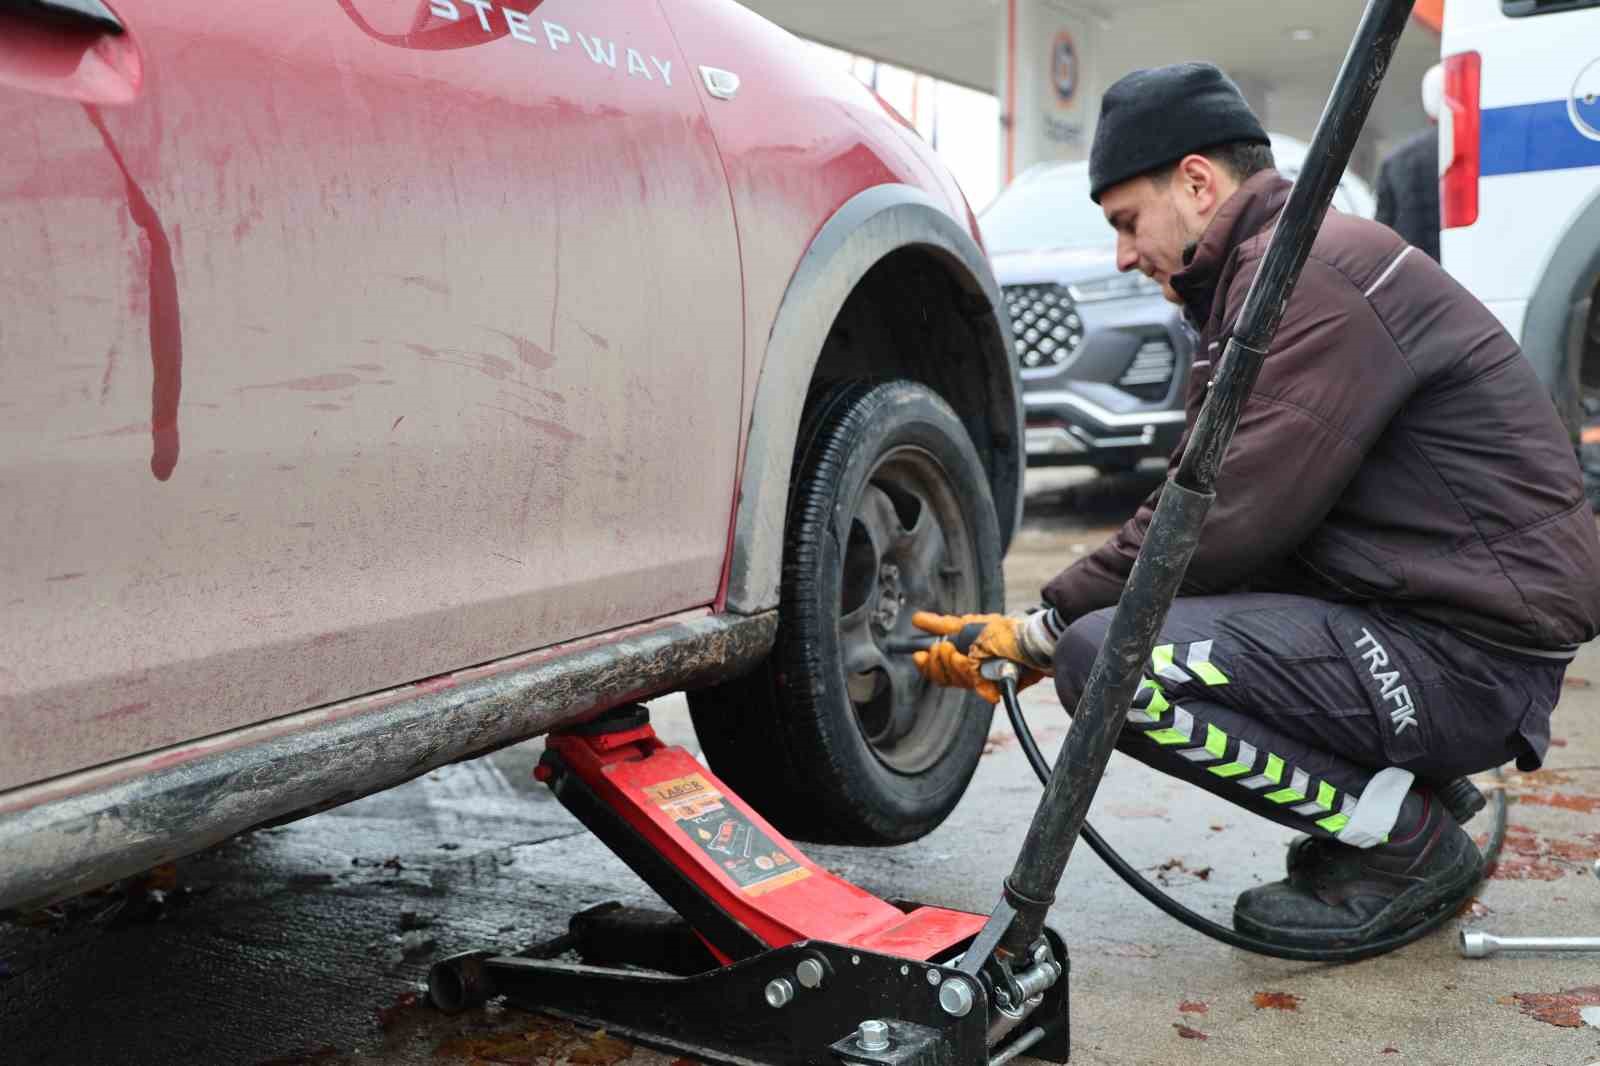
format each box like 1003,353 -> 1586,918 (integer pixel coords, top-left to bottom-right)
1481,100 -> 1600,176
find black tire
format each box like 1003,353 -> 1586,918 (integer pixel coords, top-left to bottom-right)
688,381 -> 1004,845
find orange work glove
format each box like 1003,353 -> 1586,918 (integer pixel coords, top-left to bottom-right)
910,611 -> 1047,705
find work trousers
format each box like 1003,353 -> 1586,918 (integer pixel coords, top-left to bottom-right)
1053,594 -> 1568,844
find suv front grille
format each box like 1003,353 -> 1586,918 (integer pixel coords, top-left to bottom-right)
1117,338 -> 1177,402
1003,284 -> 1083,369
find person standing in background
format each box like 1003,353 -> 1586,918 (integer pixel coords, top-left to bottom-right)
1375,64 -> 1443,262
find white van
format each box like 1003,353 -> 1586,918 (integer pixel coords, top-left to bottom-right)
1440,0 -> 1600,432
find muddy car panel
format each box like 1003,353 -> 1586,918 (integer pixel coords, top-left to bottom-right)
0,0 -> 746,790
0,0 -> 1017,914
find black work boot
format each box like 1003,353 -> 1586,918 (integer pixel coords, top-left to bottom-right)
1234,792 -> 1483,947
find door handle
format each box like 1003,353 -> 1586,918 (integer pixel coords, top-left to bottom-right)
0,0 -> 124,34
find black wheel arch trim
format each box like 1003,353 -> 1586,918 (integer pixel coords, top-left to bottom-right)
724,184 -> 1022,616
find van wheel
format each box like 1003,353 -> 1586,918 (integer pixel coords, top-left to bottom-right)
688,381 -> 1003,845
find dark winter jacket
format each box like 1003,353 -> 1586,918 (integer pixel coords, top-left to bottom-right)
1043,172 -> 1600,652
1375,128 -> 1441,263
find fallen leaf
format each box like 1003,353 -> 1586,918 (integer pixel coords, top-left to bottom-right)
1173,1023 -> 1208,1041
1252,991 -> 1302,1011
1456,897 -> 1492,919
1153,857 -> 1211,884
1509,986 -> 1600,1028
435,1033 -> 543,1063
376,991 -> 421,1030
138,863 -> 179,892
1562,676 -> 1592,689
1382,1048 -> 1400,1055
1178,1000 -> 1208,1014
1517,792 -> 1600,814
569,1030 -> 634,1066
1550,738 -> 1569,748
438,1029 -> 572,1064
1488,825 -> 1600,880
1209,822 -> 1226,832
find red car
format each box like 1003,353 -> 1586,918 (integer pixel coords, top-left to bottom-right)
0,0 -> 1020,913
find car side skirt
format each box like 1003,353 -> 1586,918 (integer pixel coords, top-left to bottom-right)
0,608 -> 777,916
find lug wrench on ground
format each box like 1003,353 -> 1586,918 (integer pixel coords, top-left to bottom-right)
1461,932 -> 1600,958
1457,859 -> 1600,958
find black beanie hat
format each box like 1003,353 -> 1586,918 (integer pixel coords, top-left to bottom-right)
1088,62 -> 1270,203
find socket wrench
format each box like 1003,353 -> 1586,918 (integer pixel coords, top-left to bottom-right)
1460,931 -> 1600,958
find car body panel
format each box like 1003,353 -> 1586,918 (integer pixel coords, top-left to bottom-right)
0,0 -> 1018,910
0,0 -> 744,789
660,0 -> 1019,608
656,0 -> 979,436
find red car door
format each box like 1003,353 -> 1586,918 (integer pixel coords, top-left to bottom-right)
0,0 -> 743,790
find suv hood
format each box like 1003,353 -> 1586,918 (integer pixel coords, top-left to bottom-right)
989,243 -> 1118,283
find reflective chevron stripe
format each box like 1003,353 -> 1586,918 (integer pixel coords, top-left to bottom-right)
1240,752 -> 1284,791
1183,639 -> 1229,686
1146,705 -> 1196,746
1151,644 -> 1192,683
1292,780 -> 1341,817
1208,740 -> 1256,779
1121,697 -> 1381,837
1117,669 -> 1386,840
1149,641 -> 1229,687
1318,795 -> 1359,834
1128,678 -> 1169,723
1266,769 -> 1312,806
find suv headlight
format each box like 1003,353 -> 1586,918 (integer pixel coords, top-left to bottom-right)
1067,273 -> 1162,303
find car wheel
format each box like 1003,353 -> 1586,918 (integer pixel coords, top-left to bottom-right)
688,380 -> 1003,845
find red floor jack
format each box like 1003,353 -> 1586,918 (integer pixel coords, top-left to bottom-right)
428,0 -> 1417,1059
430,704 -> 1069,1066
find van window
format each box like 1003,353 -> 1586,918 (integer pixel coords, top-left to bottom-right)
1502,0 -> 1600,16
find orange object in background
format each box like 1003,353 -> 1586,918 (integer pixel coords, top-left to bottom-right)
1414,0 -> 1444,32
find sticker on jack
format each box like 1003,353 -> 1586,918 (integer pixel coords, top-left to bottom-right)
644,774 -> 810,896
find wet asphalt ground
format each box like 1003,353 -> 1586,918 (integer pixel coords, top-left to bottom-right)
5,469 -> 1600,1066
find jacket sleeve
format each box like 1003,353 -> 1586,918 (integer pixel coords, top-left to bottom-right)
1041,253 -> 1417,622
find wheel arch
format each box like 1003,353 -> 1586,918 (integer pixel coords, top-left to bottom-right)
725,184 -> 1021,615
1522,186 -> 1600,433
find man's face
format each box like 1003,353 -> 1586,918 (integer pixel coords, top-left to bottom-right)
1100,157 -> 1228,304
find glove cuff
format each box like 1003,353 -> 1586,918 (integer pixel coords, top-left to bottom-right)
1017,608 -> 1064,673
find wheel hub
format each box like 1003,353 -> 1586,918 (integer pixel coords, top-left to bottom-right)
872,562 -> 904,634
